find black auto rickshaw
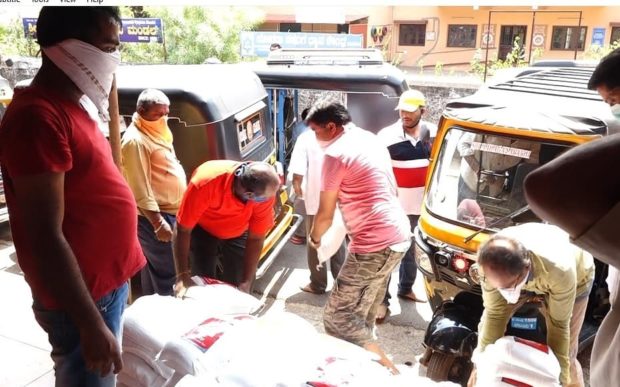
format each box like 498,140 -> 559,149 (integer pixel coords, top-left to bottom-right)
115,64 -> 301,279
415,65 -> 618,385
252,48 -> 409,170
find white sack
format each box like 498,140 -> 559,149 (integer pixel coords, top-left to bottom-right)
316,208 -> 347,264
158,314 -> 255,377
474,336 -> 561,387
118,349 -> 174,387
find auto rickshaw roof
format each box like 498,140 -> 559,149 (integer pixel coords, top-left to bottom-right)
251,49 -> 408,97
444,66 -> 618,136
115,64 -> 267,125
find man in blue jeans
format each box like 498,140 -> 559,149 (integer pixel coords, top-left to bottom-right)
0,7 -> 145,386
376,90 -> 433,322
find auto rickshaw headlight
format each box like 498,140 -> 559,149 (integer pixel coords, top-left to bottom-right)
469,263 -> 482,285
415,243 -> 434,275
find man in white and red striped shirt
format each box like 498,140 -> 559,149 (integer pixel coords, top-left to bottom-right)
376,89 -> 436,321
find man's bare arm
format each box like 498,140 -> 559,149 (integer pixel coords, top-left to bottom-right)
172,223 -> 193,297
238,232 -> 266,293
310,190 -> 339,243
13,172 -> 122,375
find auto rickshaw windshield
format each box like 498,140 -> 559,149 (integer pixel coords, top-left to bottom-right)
425,127 -> 570,230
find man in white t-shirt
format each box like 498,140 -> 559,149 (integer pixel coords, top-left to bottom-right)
376,90 -> 435,321
289,109 -> 346,294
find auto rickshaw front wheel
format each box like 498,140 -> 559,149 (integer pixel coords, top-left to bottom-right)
425,352 -> 473,387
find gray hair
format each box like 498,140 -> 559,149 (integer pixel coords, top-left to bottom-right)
136,89 -> 170,111
478,235 -> 530,277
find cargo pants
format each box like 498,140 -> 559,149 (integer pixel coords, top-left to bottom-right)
324,246 -> 405,346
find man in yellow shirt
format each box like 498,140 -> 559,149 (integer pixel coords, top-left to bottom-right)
121,89 -> 187,296
470,223 -> 593,387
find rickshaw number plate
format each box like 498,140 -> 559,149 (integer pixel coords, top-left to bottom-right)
510,317 -> 537,330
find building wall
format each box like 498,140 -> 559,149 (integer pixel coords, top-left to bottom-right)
254,6 -> 620,67
391,6 -> 620,67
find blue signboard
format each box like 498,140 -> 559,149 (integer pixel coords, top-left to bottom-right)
120,18 -> 164,44
22,18 -> 37,39
22,18 -> 164,44
240,31 -> 364,58
592,27 -> 606,46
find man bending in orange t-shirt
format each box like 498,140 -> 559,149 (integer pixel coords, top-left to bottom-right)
173,160 -> 280,294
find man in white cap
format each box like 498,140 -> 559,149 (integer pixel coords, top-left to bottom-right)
376,89 -> 436,321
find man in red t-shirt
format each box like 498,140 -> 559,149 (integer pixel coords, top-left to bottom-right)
0,7 -> 145,386
173,160 -> 279,295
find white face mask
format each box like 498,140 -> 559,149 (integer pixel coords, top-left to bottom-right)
611,104 -> 620,119
498,270 -> 529,304
316,137 -> 338,150
43,39 -> 121,122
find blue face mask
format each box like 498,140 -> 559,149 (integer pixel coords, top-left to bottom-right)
611,104 -> 620,119
241,192 -> 269,203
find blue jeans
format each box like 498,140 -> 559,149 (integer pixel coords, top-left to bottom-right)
138,213 -> 177,296
383,215 -> 419,306
32,283 -> 129,387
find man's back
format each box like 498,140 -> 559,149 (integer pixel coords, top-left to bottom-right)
499,223 -> 594,295
0,86 -> 144,308
322,125 -> 409,253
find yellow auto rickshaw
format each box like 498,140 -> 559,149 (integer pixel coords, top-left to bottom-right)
415,64 -> 618,385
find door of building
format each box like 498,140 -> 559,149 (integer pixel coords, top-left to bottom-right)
499,25 -> 527,60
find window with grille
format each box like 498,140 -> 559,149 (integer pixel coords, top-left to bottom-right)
611,26 -> 620,45
447,24 -> 477,48
399,23 -> 426,46
551,26 -> 587,51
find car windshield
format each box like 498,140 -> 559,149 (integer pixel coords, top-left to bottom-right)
425,127 -> 569,230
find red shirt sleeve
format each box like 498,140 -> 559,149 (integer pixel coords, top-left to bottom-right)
176,182 -> 209,229
321,155 -> 346,192
2,103 -> 72,177
248,198 -> 275,235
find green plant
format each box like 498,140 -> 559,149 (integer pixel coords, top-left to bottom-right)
581,40 -> 620,61
0,18 -> 39,57
119,6 -> 264,64
434,61 -> 443,76
417,59 -> 425,74
469,36 -> 529,79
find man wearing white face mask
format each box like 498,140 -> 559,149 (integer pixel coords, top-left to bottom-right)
470,223 -> 594,387
122,89 -> 187,296
0,7 -> 145,387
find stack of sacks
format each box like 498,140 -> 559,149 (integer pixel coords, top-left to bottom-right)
306,335 -> 459,387
200,312 -> 322,386
474,336 -> 562,387
119,277 -> 263,387
158,314 -> 256,376
177,311 -> 460,386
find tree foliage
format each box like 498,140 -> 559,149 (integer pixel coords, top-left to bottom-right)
0,6 -> 264,65
0,18 -> 39,58
120,6 -> 264,64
